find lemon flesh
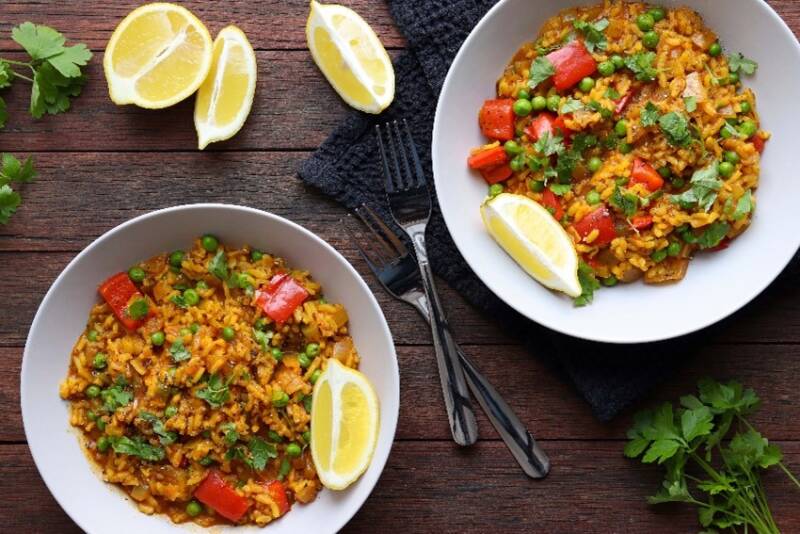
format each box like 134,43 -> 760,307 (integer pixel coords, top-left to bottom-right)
194,26 -> 257,149
104,3 -> 213,109
481,193 -> 581,298
306,0 -> 394,114
311,359 -> 380,490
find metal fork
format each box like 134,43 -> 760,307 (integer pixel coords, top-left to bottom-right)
347,204 -> 550,478
376,119 -> 478,447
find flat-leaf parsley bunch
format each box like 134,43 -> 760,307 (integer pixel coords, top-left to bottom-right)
0,22 -> 92,127
626,378 -> 800,533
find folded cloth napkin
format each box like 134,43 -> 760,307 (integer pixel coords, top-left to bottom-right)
299,0 -> 702,421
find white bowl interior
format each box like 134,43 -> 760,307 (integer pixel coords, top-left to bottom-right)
21,204 -> 399,534
433,0 -> 800,343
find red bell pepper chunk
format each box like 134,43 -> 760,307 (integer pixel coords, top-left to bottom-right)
480,163 -> 513,184
255,274 -> 309,324
631,158 -> 664,192
573,205 -> 617,246
709,238 -> 731,252
98,272 -> 150,330
264,480 -> 291,516
467,146 -> 508,170
540,189 -> 564,220
479,99 -> 515,141
752,136 -> 766,154
546,40 -> 597,91
524,113 -> 573,142
630,214 -> 654,231
194,470 -> 250,522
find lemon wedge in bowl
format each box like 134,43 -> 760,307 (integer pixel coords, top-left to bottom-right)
306,0 -> 394,114
311,359 -> 380,490
103,3 -> 213,109
194,26 -> 257,149
481,193 -> 581,298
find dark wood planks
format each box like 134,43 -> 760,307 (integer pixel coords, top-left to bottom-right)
2,442 -> 800,534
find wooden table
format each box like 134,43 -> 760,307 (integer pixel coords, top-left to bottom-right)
1,1 -> 799,532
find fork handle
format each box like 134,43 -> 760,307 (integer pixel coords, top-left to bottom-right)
406,224 -> 478,446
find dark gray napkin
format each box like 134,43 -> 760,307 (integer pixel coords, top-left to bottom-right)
298,0 -> 697,421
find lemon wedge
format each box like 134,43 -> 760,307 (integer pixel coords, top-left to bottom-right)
306,0 -> 394,114
481,193 -> 581,297
194,26 -> 257,149
104,3 -> 213,109
310,359 -> 379,490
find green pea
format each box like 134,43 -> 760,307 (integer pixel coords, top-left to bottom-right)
517,89 -> 531,100
190,323 -> 200,334
183,288 -> 200,306
151,331 -> 165,346
254,317 -> 267,331
97,436 -> 111,453
286,443 -> 302,457
298,353 -> 311,368
597,61 -> 615,77
86,385 -> 101,398
724,151 -> 740,165
310,369 -> 322,385
513,98 -> 533,117
643,31 -> 660,49
615,119 -> 628,137
718,161 -> 735,178
128,266 -> 145,283
720,125 -> 733,139
739,101 -> 751,114
509,155 -> 526,172
504,140 -> 523,156
546,94 -> 561,112
302,430 -> 311,443
271,347 -> 283,361
728,71 -> 740,85
96,418 -> 107,431
578,77 -> 595,93
672,177 -> 685,188
186,500 -> 203,517
87,329 -> 99,342
587,157 -> 603,173
165,405 -> 178,418
651,248 -> 668,263
739,120 -> 758,138
619,142 -> 633,154
658,166 -> 672,178
488,183 -> 504,198
531,95 -> 547,111
201,235 -> 219,252
305,343 -> 320,357
272,390 -> 289,408
611,55 -> 625,69
586,190 -> 601,205
268,430 -> 283,442
636,13 -> 655,32
169,250 -> 185,268
221,326 -> 235,341
93,353 -> 107,370
528,179 -> 545,193
648,7 -> 666,22
667,242 -> 682,257
602,275 -> 618,287
708,42 -> 722,57
250,250 -> 264,262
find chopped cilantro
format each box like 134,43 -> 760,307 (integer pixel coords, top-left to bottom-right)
560,98 -> 584,114
226,437 -> 277,471
604,87 -> 621,100
624,52 -> 658,82
534,131 -> 565,156
529,56 -> 555,89
571,133 -> 598,153
684,96 -> 697,113
138,412 -> 177,445
697,222 -> 730,249
549,183 -> 571,196
100,384 -> 133,412
109,435 -> 165,462
573,18 -> 609,53
640,102 -> 660,127
196,373 -> 231,408
658,112 -> 692,147
721,122 -> 746,139
170,294 -> 187,308
610,185 -> 639,217
670,162 -> 722,212
728,52 -> 758,76
555,149 -> 581,184
221,422 -> 239,446
169,339 -> 191,363
207,249 -> 229,280
574,262 -> 601,307
733,190 -> 753,221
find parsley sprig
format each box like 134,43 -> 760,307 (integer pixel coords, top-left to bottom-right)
196,373 -> 232,408
625,378 -> 799,533
0,153 -> 36,225
572,18 -> 609,53
0,23 -> 92,126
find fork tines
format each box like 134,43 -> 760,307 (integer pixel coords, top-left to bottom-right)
375,119 -> 427,194
347,205 -> 409,269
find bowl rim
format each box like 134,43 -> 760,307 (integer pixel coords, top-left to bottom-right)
432,0 -> 800,344
20,202 -> 400,533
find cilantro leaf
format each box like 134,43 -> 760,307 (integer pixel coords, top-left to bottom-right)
100,383 -> 133,412
110,435 -> 165,462
549,183 -> 571,196
571,133 -> 597,154
604,87 -> 620,100
733,190 -> 753,220
560,98 -> 584,114
0,63 -> 12,90
555,149 -> 581,184
610,185 -> 639,217
138,412 -> 177,445
728,52 -> 758,76
196,374 -> 231,408
47,43 -> 92,78
208,249 -> 229,280
721,121 -> 745,139
658,112 -> 692,147
0,185 -> 22,225
0,97 -> 6,130
30,62 -> 87,119
1,154 -> 37,184
696,222 -> 730,249
533,131 -> 564,157
573,18 -> 608,53
11,22 -> 66,61
670,162 -> 722,212
684,96 -> 697,113
246,437 -> 277,470
625,52 -> 658,82
640,102 -> 660,127
170,294 -> 187,308
573,262 -> 600,307
169,339 -> 191,363
221,422 -> 239,446
643,439 -> 682,464
529,56 -> 555,89
126,298 -> 149,320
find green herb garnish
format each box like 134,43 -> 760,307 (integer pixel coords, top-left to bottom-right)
625,52 -> 658,82
610,185 -> 639,218
640,102 -> 660,127
196,373 -> 231,408
110,435 -> 165,462
684,96 -> 697,113
138,412 -> 177,445
529,56 -> 555,89
573,18 -> 609,53
670,162 -> 722,212
658,112 -> 693,147
207,249 -> 229,280
549,183 -> 571,196
574,262 -> 601,307
169,339 -> 191,363
0,153 -> 36,225
728,52 -> 758,76
696,222 -> 730,249
560,98 -> 584,115
733,190 -> 753,221
100,384 -> 133,412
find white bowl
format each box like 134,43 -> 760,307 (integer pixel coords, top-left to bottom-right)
21,204 -> 399,533
433,0 -> 800,343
